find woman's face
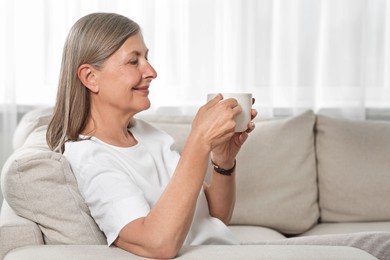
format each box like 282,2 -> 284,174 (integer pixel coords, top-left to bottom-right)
94,33 -> 157,116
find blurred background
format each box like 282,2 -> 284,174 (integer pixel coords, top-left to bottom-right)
1,0 -> 390,168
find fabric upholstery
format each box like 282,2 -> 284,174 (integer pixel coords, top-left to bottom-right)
4,245 -> 376,260
12,107 -> 53,150
2,118 -> 106,245
264,231 -> 390,260
316,115 -> 390,222
230,111 -> 319,234
228,225 -> 286,244
301,222 -> 390,236
1,125 -> 49,200
2,150 -> 106,245
0,201 -> 43,259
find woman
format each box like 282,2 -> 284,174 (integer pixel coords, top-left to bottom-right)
47,12 -> 389,260
47,12 -> 256,258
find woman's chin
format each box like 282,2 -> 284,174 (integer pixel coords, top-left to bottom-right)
138,100 -> 151,112
125,99 -> 151,115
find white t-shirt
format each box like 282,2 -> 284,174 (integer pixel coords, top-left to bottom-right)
64,119 -> 238,246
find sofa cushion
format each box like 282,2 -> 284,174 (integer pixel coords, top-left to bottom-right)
13,107 -> 53,150
230,111 -> 319,234
228,225 -> 286,244
2,150 -> 106,245
300,222 -> 390,237
316,115 -> 390,222
3,245 -> 377,260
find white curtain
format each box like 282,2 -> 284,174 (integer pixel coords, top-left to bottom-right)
1,0 -> 390,168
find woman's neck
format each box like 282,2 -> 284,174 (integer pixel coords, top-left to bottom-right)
81,106 -> 138,147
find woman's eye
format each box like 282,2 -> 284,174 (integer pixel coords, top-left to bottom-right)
129,59 -> 138,65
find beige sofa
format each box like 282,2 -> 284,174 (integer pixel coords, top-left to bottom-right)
1,107 -> 389,259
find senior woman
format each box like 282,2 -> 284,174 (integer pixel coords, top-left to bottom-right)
47,12 -> 389,260
47,12 -> 255,258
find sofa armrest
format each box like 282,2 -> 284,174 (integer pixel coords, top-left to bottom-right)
0,200 -> 44,259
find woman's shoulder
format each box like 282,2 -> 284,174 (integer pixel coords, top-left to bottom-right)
64,137 -> 98,152
63,138 -> 113,167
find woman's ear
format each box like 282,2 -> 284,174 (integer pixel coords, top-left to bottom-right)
78,64 -> 99,93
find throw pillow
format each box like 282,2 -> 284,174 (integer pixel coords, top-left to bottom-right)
230,110 -> 319,234
316,115 -> 390,222
3,150 -> 107,245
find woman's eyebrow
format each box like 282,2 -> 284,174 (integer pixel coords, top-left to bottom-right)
127,49 -> 149,57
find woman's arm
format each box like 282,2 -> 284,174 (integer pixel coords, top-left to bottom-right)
204,106 -> 257,224
114,95 -> 241,259
204,166 -> 236,224
115,132 -> 210,258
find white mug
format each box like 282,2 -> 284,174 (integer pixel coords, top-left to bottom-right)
207,93 -> 253,132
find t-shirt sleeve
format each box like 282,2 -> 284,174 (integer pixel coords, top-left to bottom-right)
75,161 -> 150,246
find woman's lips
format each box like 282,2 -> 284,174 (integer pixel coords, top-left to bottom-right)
133,86 -> 149,95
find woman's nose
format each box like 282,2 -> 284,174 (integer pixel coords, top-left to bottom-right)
143,61 -> 157,79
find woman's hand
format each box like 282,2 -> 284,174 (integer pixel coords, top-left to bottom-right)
191,94 -> 243,152
203,99 -> 256,224
211,99 -> 257,169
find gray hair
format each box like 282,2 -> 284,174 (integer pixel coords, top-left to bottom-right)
47,13 -> 141,152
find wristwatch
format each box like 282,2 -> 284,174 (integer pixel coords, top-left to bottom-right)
211,159 -> 236,176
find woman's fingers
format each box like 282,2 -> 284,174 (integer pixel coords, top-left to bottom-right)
238,131 -> 249,144
246,122 -> 256,134
204,93 -> 223,109
221,97 -> 239,109
246,108 -> 257,133
251,108 -> 258,120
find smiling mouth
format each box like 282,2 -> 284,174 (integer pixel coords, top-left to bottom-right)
133,86 -> 148,90
133,86 -> 149,94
